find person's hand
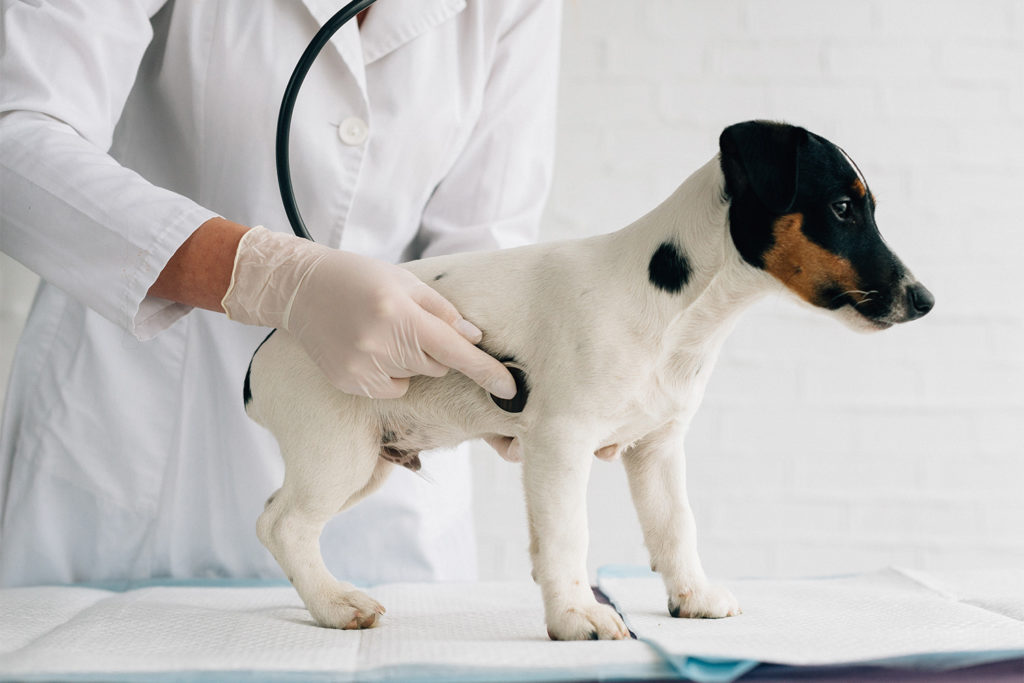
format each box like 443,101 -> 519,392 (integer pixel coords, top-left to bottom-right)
221,226 -> 517,400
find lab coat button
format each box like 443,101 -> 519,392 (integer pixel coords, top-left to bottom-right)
338,117 -> 369,146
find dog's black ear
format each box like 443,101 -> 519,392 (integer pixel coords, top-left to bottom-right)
719,121 -> 807,213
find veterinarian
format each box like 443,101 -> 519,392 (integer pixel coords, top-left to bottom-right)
0,1 -> 560,586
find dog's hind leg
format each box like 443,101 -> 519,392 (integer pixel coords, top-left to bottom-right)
257,428 -> 385,629
337,458 -> 394,513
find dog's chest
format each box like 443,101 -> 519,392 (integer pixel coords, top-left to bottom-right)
594,365 -> 709,456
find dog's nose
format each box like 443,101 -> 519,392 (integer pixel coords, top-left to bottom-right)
905,282 -> 935,320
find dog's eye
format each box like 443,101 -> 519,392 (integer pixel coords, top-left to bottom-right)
832,200 -> 851,220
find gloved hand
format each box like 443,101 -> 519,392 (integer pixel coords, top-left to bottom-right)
221,226 -> 517,400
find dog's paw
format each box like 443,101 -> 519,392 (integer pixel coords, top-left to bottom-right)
307,587 -> 386,629
546,603 -> 629,641
668,582 -> 741,619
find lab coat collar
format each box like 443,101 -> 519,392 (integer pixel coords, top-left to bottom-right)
359,0 -> 466,65
300,0 -> 466,94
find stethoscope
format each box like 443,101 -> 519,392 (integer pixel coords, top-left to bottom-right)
275,0 -> 529,413
276,0 -> 377,243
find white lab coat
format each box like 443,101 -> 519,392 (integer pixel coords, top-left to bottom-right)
0,0 -> 560,586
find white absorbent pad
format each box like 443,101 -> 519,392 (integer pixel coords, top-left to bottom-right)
2,569 -> 1023,682
598,566 -> 1024,682
0,580 -> 670,682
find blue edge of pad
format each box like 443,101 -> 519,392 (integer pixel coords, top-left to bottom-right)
596,564 -> 1024,682
598,565 -> 759,682
5,566 -> 1022,683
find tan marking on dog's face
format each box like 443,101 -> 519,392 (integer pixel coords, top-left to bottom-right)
851,179 -> 866,198
763,213 -> 860,306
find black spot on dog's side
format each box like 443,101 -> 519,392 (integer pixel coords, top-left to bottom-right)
432,272 -> 447,281
648,242 -> 691,294
489,355 -> 529,414
243,329 -> 277,407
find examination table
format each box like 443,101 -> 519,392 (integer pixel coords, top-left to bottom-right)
2,567 -> 1022,682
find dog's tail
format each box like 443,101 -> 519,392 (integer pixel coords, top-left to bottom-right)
243,329 -> 277,422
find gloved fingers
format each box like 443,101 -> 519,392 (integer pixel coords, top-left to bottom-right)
412,308 -> 517,400
302,338 -> 415,399
410,281 -> 483,344
365,376 -> 410,400
350,362 -> 411,399
375,315 -> 451,380
384,356 -> 450,379
410,357 -> 450,378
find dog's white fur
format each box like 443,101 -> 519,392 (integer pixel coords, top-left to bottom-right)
248,156 -> 824,638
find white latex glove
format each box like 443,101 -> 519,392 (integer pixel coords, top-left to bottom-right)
221,226 -> 517,400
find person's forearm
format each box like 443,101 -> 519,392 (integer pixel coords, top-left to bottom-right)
148,217 -> 250,312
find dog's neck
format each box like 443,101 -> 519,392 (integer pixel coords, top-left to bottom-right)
608,155 -> 776,387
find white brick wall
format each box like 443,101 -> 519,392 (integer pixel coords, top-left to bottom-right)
2,0 -> 1022,584
473,0 -> 1024,581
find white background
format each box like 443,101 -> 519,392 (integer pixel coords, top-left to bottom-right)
2,0 -> 1023,582
470,0 -> 1024,581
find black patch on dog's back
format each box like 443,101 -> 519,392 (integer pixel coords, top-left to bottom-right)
648,242 -> 691,294
243,329 -> 277,407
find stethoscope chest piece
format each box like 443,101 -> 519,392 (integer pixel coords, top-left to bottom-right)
490,362 -> 529,413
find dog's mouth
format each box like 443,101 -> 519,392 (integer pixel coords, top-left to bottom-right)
837,306 -> 894,333
829,280 -> 932,331
863,316 -> 894,330
826,289 -> 886,326
821,287 -> 898,332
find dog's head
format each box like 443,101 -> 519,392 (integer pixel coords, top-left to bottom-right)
719,120 -> 933,331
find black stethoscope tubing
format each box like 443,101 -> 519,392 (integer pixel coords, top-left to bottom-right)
276,0 -> 379,242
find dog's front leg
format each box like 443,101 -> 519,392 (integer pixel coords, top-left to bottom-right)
624,422 -> 741,619
521,430 -> 629,640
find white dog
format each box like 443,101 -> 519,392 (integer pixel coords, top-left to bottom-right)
244,121 -> 934,640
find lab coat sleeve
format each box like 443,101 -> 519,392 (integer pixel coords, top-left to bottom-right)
417,0 -> 562,257
0,0 -> 217,340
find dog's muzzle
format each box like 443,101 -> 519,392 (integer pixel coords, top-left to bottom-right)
870,280 -> 935,328
846,278 -> 935,331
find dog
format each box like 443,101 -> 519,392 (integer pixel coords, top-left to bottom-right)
244,120 -> 934,640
